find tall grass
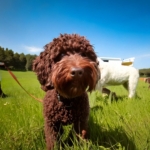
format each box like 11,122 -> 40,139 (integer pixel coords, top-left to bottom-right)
0,71 -> 45,150
0,70 -> 150,150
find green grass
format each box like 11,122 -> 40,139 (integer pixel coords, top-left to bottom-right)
0,70 -> 150,150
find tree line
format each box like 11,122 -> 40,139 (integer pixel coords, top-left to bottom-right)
139,68 -> 150,77
0,45 -> 150,76
0,46 -> 37,71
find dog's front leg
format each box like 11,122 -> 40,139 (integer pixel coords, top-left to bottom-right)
73,117 -> 89,140
44,120 -> 61,150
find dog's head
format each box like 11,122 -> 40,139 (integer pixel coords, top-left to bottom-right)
33,34 -> 100,98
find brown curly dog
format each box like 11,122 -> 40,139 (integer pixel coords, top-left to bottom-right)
33,34 -> 100,150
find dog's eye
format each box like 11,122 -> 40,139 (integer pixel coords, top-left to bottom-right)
60,53 -> 65,58
80,53 -> 86,57
54,53 -> 65,62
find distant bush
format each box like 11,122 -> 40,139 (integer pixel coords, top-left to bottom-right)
139,68 -> 150,77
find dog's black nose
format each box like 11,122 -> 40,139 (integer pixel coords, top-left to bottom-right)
71,67 -> 84,77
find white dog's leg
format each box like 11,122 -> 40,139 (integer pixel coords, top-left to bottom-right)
128,75 -> 139,98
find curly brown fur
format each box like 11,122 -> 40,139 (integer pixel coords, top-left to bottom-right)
51,54 -> 98,98
44,90 -> 89,149
33,34 -> 99,150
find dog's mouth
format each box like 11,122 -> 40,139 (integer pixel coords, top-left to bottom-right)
51,54 -> 99,98
53,75 -> 89,98
57,87 -> 86,99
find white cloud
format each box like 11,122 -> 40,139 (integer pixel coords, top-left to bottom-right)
23,45 -> 43,53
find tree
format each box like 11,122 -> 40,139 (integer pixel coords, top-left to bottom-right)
25,54 -> 36,71
0,47 -> 5,62
139,68 -> 150,77
0,46 -> 38,71
13,53 -> 20,69
19,53 -> 26,70
4,49 -> 14,68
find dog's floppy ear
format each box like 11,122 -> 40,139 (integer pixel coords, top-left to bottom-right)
33,50 -> 54,91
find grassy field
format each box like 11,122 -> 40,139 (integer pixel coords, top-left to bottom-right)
0,70 -> 150,150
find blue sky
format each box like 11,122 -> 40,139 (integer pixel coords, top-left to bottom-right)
0,0 -> 150,69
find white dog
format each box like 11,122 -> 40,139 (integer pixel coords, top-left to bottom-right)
96,58 -> 139,98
